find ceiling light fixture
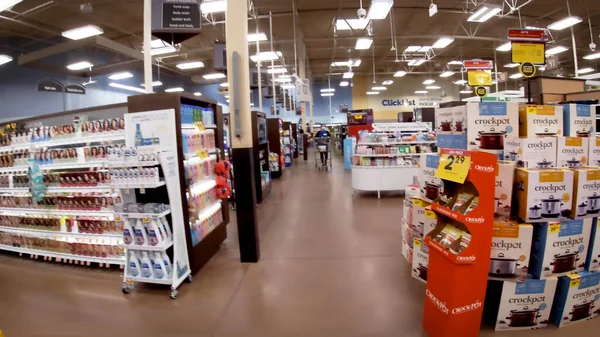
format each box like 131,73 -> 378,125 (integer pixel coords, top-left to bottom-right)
340,81 -> 350,87
578,68 -> 595,74
0,0 -> 22,13
408,59 -> 426,66
331,60 -> 361,67
281,84 -> 296,89
200,0 -> 226,14
321,93 -> 334,97
545,46 -> 568,55
510,73 -> 524,79
66,61 -> 93,70
219,82 -> 229,87
460,90 -> 472,94
165,87 -> 184,92
426,86 -> 441,90
61,25 -> 103,40
366,91 -> 380,95
423,79 -> 435,85
320,88 -> 335,93
432,36 -> 455,49
382,80 -> 394,85
372,86 -> 387,91
176,61 -> 205,70
108,72 -> 134,80
267,67 -> 287,74
274,78 -> 292,83
343,72 -> 355,79
109,82 -> 146,94
584,52 -> 600,60
335,19 -> 370,31
454,80 -> 467,85
367,0 -> 394,20
203,73 -> 226,80
467,5 -> 502,23
0,54 -> 13,66
405,46 -> 421,52
440,71 -> 455,78
148,40 -> 177,55
250,51 -> 282,62
194,92 -> 202,96
496,42 -> 512,51
394,71 -> 407,77
447,61 -> 464,65
415,90 -> 428,94
548,16 -> 582,30
418,46 -> 432,52
140,81 -> 163,87
247,33 -> 268,42
355,37 -> 373,50
504,63 -> 520,68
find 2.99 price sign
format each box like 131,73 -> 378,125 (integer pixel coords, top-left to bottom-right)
435,149 -> 472,183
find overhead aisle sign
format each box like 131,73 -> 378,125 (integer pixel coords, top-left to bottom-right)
508,28 -> 548,65
464,60 -> 494,87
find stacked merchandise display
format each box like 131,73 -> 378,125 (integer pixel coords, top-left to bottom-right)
351,122 -> 436,198
267,118 -> 284,179
282,122 -> 293,168
252,112 -> 271,204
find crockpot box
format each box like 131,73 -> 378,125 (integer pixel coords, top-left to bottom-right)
489,220 -> 533,282
561,104 -> 597,137
412,237 -> 429,284
586,218 -> 600,272
589,137 -> 600,166
570,168 -> 600,219
550,271 -> 600,327
556,137 -> 589,168
466,102 -> 519,151
436,106 -> 468,149
519,105 -> 564,138
411,198 -> 437,239
419,154 -> 442,202
486,277 -> 558,331
529,219 -> 593,279
435,107 -> 456,135
514,168 -> 574,223
503,137 -> 557,169
495,161 -> 516,218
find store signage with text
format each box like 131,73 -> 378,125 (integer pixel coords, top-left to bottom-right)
463,60 -> 494,70
508,28 -> 548,42
381,97 -> 442,107
37,79 -> 64,93
152,0 -> 201,44
65,84 -> 86,95
512,42 -> 546,64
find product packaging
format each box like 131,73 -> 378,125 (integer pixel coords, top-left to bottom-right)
435,105 -> 468,149
466,102 -> 519,153
503,137 -> 557,169
411,237 -> 429,284
529,219 -> 593,279
495,161 -> 516,218
550,271 -> 600,327
519,105 -> 564,138
556,137 -> 589,168
586,218 -> 600,272
411,198 -> 437,239
419,154 -> 442,202
589,137 -> 600,166
561,104 -> 597,137
514,168 -> 574,222
570,167 -> 600,219
486,277 -> 558,331
489,220 -> 533,282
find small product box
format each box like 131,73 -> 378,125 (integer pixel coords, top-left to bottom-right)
556,137 -> 589,168
411,237 -> 429,284
586,218 -> 600,272
561,104 -> 597,137
550,271 -> 600,327
519,105 -> 564,138
514,168 -> 574,223
487,277 -> 558,331
503,137 -> 557,169
489,220 -> 533,282
495,161 -> 516,218
466,102 -> 519,153
589,137 -> 600,166
435,106 -> 455,135
420,154 -> 442,202
411,198 -> 436,239
436,106 -> 468,149
529,219 -> 593,279
570,167 -> 600,219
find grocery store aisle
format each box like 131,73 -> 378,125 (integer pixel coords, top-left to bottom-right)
1,152 -> 600,337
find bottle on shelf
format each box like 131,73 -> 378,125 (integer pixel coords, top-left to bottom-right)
128,251 -> 142,277
140,252 -> 154,278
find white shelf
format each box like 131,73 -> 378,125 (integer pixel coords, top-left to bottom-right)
194,200 -> 222,221
106,161 -> 160,168
0,244 -> 125,265
0,166 -> 28,174
111,181 -> 166,189
0,226 -> 122,240
126,276 -> 172,285
122,240 -> 173,251
115,210 -> 171,219
354,153 -> 429,157
0,208 -> 114,217
2,133 -> 126,151
40,161 -> 106,171
358,141 -> 436,145
46,186 -> 112,194
352,165 -> 419,169
0,187 -> 29,193
184,150 -> 219,161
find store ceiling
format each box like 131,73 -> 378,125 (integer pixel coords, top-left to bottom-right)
1,0 -> 600,84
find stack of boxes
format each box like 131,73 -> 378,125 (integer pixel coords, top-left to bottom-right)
428,101 -> 600,331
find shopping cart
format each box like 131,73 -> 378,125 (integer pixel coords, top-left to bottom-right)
314,136 -> 332,171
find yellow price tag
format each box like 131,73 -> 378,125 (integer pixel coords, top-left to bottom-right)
142,218 -> 150,223
570,278 -> 581,288
355,114 -> 363,120
115,216 -> 122,222
126,279 -> 134,285
414,239 -> 422,247
413,199 -> 425,207
548,223 -> 561,234
435,150 -> 472,184
425,210 -> 437,219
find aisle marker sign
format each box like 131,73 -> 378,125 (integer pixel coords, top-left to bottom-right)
519,62 -> 537,78
435,149 -> 472,184
464,61 -> 494,87
475,86 -> 488,98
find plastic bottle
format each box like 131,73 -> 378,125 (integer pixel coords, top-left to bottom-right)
134,219 -> 148,246
134,124 -> 143,146
148,219 -> 163,246
160,216 -> 173,241
152,252 -> 167,279
161,251 -> 173,276
140,252 -> 154,278
127,251 -> 141,277
123,219 -> 134,245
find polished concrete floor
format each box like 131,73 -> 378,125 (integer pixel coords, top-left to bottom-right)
1,153 -> 600,337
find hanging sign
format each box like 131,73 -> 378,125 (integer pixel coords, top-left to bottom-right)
512,42 -> 546,64
435,149 -> 472,184
65,84 -> 86,95
152,0 -> 201,44
468,70 -> 493,87
519,62 -> 537,78
296,77 -> 311,102
37,79 -> 64,93
463,60 -> 494,70
508,28 -> 549,42
475,86 -> 488,98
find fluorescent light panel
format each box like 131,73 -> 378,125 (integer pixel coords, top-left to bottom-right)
496,42 -> 512,51
335,19 -> 370,30
247,33 -> 268,42
320,88 -> 335,93
0,0 -> 22,12
321,93 -> 334,97
343,72 -> 355,79
460,90 -> 472,94
426,86 -> 441,90
355,38 -> 373,50
510,73 -> 523,79
165,87 -> 184,92
267,67 -> 287,74
394,71 -> 407,77
382,80 -> 393,85
219,82 -> 229,87
176,61 -> 205,69
432,37 -> 454,49
194,92 -> 202,96
367,0 -> 394,20
201,0 -> 226,14
415,90 -> 428,94
340,81 -> 350,87
67,61 -> 93,70
109,82 -> 146,93
108,72 -> 134,80
372,86 -> 387,91
440,71 -> 455,78
447,60 -> 464,65
578,68 -> 595,74
546,46 -> 568,55
250,51 -> 282,62
423,79 -> 435,85
281,84 -> 295,89
504,63 -> 520,68
61,25 -> 103,40
366,91 -> 380,95
331,60 -> 361,67
548,16 -> 582,30
0,54 -> 13,66
467,6 -> 502,22
454,80 -> 467,85
584,52 -> 600,60
140,81 -> 163,87
203,73 -> 226,80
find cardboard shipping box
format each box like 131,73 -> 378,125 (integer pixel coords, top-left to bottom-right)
519,105 -> 564,138
556,137 -> 589,168
570,167 -> 600,219
419,154 -> 442,202
589,137 -> 600,166
550,271 -> 600,328
586,218 -> 600,272
489,221 -> 533,282
503,137 -> 557,169
466,101 -> 519,151
495,161 -> 516,218
561,104 -> 597,137
411,237 -> 429,284
514,168 -> 574,223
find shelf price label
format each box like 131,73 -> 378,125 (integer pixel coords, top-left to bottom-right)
435,149 -> 472,183
570,278 -> 581,289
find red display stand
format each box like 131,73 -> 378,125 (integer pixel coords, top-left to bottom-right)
423,150 -> 497,337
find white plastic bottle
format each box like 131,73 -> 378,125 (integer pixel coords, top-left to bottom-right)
140,252 -> 154,279
160,216 -> 173,241
127,251 -> 141,277
151,252 -> 167,279
123,219 -> 134,245
148,219 -> 163,246
161,251 -> 173,276
134,219 -> 148,246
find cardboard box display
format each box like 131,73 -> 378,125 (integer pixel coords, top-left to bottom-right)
519,105 -> 564,138
529,219 -> 593,279
493,278 -> 558,331
556,137 -> 589,168
586,218 -> 600,272
466,102 -> 519,151
419,154 -> 443,202
561,104 -> 597,137
503,137 -> 557,169
411,198 -> 437,238
550,271 -> 600,327
435,107 -> 456,134
489,221 -> 533,282
436,106 -> 468,149
589,137 -> 600,166
570,167 -> 600,219
514,168 -> 574,222
411,237 -> 429,284
402,220 -> 412,263
495,161 -> 516,218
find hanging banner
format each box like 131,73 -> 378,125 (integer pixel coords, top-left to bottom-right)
37,79 -> 64,93
468,70 -> 493,87
296,77 -> 311,102
508,28 -> 549,42
512,42 -> 546,64
152,0 -> 201,44
463,60 -> 494,70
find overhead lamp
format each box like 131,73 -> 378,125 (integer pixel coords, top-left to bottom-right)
394,71 -> 407,77
247,33 -> 268,42
226,99 -> 230,103
367,0 -> 394,20
372,86 -> 387,91
546,46 -> 568,55
108,72 -> 134,80
148,40 -> 177,55
496,42 -> 512,51
250,51 -> 282,62
343,72 -> 355,79
331,60 -> 361,67
366,91 -> 380,95
165,87 -> 184,92
321,88 -> 335,93
281,84 -> 296,89
194,92 -> 202,96
426,86 -> 441,90
423,79 -> 435,85
67,61 -> 93,70
340,81 -> 350,87
274,78 -> 292,83
578,68 -> 595,74
467,5 -> 502,23
584,52 -> 600,60
432,37 -> 454,49
382,80 -> 393,85
335,18 -> 370,31
224,95 -> 230,99
447,60 -> 463,65
176,61 -> 205,70
504,63 -> 520,68
109,82 -> 146,94
415,90 -> 429,94
0,0 -> 22,12
267,67 -> 287,74
408,59 -> 426,66
61,25 -> 103,40
355,38 -> 373,50
440,71 -> 455,78
250,103 -> 255,107
140,81 -> 163,87
219,82 -> 229,87
203,73 -> 226,80
201,0 -> 226,14
460,90 -> 472,94
538,65 -> 546,71
0,54 -> 13,66
419,46 -> 432,52
454,80 -> 467,85
510,73 -> 523,79
405,46 -> 421,52
321,93 -> 334,97
548,16 -> 582,30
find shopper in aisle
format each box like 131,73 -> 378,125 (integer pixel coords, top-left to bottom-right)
315,124 -> 331,165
